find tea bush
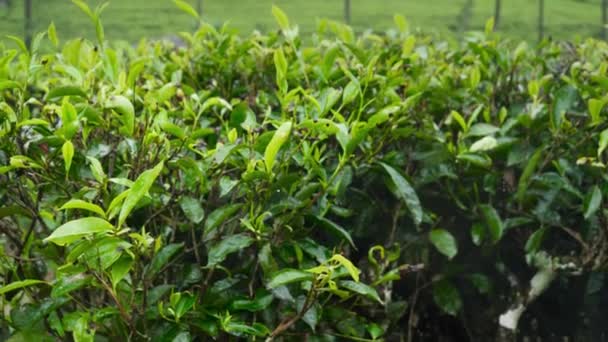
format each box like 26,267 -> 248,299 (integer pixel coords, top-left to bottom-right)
2,2 -> 608,341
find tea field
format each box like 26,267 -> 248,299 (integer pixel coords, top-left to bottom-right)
0,0 -> 604,43
2,1 -> 608,341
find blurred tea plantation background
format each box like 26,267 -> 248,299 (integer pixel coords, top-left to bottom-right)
0,0 -> 605,44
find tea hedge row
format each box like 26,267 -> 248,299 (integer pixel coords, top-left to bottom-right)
1,2 -> 608,341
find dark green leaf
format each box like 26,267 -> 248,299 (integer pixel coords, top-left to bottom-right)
0,205 -> 31,219
267,269 -> 312,289
204,204 -> 242,233
516,148 -> 543,203
583,186 -> 602,220
146,243 -> 183,279
51,274 -> 92,298
480,205 -> 504,243
432,280 -> 462,316
380,162 -> 423,225
313,215 -> 356,249
225,322 -> 270,337
339,280 -> 383,304
206,234 -> 254,266
471,223 -> 485,246
469,274 -> 491,294
230,291 -> 274,312
179,196 -> 205,224
83,237 -> 131,270
457,152 -> 492,168
429,229 -> 458,260
551,85 -> 577,130
110,255 -> 133,289
525,227 -> 548,253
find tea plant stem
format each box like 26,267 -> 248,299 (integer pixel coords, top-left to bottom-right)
388,202 -> 402,246
406,272 -> 420,342
95,272 -> 135,334
268,281 -> 318,339
190,225 -> 201,264
200,266 -> 215,297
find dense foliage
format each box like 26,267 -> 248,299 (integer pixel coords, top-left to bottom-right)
2,2 -> 608,341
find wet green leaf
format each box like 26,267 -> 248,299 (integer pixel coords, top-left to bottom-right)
265,122 -> 292,173
106,95 -> 135,137
429,229 -> 458,260
206,234 -> 254,266
47,86 -> 87,100
0,279 -> 48,295
204,204 -> 242,233
118,161 -> 164,228
59,199 -> 106,218
480,205 -> 504,243
110,255 -> 133,288
432,280 -> 462,316
551,85 -> 577,130
313,215 -> 356,249
179,196 -> 205,224
589,98 -> 605,125
380,162 -> 422,225
339,280 -> 383,304
583,186 -> 602,220
525,227 -> 547,253
44,217 -> 114,246
146,243 -> 183,279
516,148 -> 543,202
62,141 -> 74,175
267,269 -> 312,289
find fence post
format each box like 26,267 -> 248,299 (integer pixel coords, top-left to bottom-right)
458,0 -> 474,38
494,0 -> 501,31
603,0 -> 607,40
344,0 -> 351,24
538,0 -> 544,41
24,0 -> 32,48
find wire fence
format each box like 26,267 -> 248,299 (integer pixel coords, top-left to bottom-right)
0,0 -> 606,47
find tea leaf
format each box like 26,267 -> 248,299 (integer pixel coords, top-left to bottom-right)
429,229 -> 458,259
480,205 -> 504,243
207,234 -> 254,266
62,141 -> 74,175
59,199 -> 106,218
264,122 -> 292,173
106,95 -> 135,137
583,186 -> 602,220
380,162 -> 422,225
44,217 -> 114,246
0,279 -> 48,295
271,5 -> 290,30
173,0 -> 200,20
267,269 -> 312,289
118,161 -> 164,228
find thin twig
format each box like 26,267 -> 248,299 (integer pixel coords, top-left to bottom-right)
268,281 -> 318,340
